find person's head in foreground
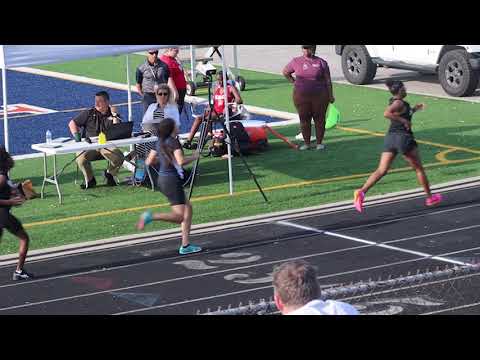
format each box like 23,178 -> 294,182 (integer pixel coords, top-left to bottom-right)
272,260 -> 359,315
156,117 -> 178,140
0,145 -> 14,173
386,79 -> 407,98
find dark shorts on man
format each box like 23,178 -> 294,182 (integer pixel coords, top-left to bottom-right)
142,93 -> 157,114
177,88 -> 187,115
0,209 -> 24,237
384,133 -> 417,155
293,89 -> 330,122
157,175 -> 186,206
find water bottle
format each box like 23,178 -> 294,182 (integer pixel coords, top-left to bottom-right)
46,130 -> 52,144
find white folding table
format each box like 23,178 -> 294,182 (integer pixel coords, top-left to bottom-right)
31,136 -> 158,204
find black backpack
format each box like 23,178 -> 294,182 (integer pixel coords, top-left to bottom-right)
229,121 -> 251,155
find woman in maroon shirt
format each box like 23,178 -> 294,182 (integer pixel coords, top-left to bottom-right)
283,45 -> 335,150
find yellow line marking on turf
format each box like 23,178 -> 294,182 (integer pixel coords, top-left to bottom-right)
23,155 -> 480,229
436,149 -> 458,163
337,126 -> 480,155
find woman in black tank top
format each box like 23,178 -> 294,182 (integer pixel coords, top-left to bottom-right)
0,146 -> 34,280
353,80 -> 443,213
135,118 -> 203,256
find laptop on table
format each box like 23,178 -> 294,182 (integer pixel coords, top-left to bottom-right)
105,122 -> 134,141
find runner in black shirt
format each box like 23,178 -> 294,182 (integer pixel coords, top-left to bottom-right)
353,80 -> 443,212
135,118 -> 202,255
0,146 -> 33,280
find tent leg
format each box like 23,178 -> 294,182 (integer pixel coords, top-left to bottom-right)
221,46 -> 233,195
126,54 -> 134,153
126,54 -> 132,123
233,45 -> 239,78
190,46 -> 196,85
2,67 -> 9,152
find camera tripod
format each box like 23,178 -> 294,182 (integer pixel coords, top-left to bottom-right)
184,75 -> 268,203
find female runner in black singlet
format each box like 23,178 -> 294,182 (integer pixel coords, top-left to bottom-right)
353,80 -> 442,212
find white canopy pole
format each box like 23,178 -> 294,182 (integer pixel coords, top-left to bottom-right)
221,46 -> 233,195
1,68 -> 8,152
0,45 -> 8,152
126,54 -> 132,122
126,54 -> 134,153
233,45 -> 238,75
190,46 -> 196,87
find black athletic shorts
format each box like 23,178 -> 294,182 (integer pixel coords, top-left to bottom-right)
0,208 -> 24,237
384,133 -> 417,155
157,175 -> 186,206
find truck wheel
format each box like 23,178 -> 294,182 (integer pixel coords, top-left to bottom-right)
186,81 -> 196,96
341,45 -> 377,84
438,50 -> 479,97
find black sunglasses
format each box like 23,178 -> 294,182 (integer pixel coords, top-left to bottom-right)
156,92 -> 169,96
149,51 -> 158,55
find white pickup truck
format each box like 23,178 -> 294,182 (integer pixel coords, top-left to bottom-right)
335,45 -> 480,97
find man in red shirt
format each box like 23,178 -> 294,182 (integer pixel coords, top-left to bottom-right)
160,47 -> 188,114
183,71 -> 243,149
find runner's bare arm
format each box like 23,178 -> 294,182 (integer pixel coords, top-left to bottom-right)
145,150 -> 158,167
174,149 -> 199,167
232,86 -> 243,104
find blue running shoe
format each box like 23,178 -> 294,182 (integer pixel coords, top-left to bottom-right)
179,244 -> 202,255
137,211 -> 153,230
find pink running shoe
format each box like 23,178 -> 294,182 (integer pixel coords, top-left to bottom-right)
354,190 -> 365,213
426,193 -> 443,207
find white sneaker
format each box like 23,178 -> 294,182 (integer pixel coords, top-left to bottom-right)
299,144 -> 311,151
295,133 -> 317,142
315,144 -> 326,150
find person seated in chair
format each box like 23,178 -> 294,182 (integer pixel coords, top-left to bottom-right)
183,71 -> 243,150
142,84 -> 180,133
68,91 -> 125,189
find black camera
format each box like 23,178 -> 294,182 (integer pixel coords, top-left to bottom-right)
205,69 -> 217,76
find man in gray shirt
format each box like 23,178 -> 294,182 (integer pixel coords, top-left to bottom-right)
136,49 -> 178,114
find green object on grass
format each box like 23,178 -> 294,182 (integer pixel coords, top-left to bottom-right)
326,103 -> 340,129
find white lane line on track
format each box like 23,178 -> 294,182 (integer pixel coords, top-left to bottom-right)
3,242 -> 480,314
421,301 -> 480,315
386,224 -> 480,244
276,221 -> 471,266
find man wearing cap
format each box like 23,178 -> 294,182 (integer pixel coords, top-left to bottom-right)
160,47 -> 188,115
136,49 -> 179,114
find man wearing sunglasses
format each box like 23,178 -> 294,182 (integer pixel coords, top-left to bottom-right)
136,49 -> 179,114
